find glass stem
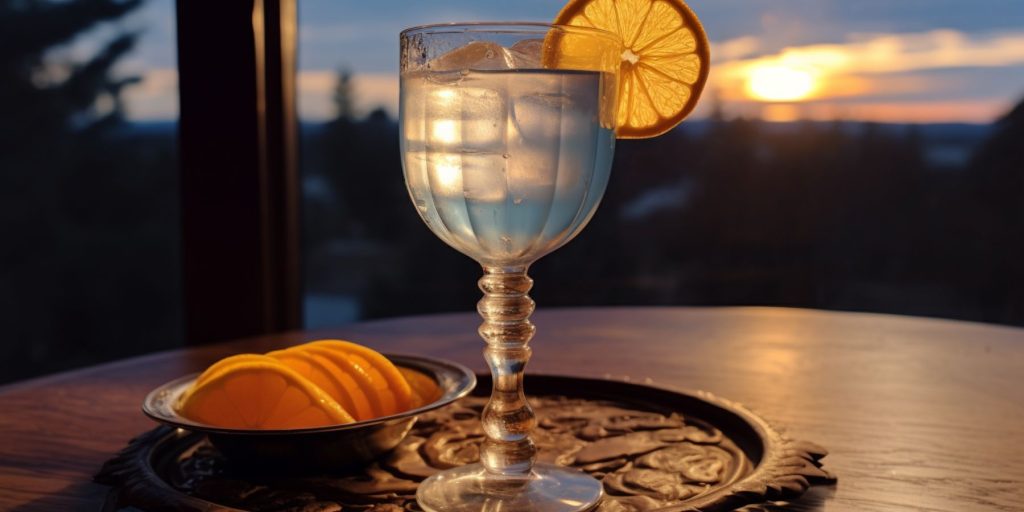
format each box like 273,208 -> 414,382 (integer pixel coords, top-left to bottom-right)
477,265 -> 538,479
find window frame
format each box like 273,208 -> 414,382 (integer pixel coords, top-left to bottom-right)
176,0 -> 301,344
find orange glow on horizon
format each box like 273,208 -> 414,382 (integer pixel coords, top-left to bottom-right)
704,28 -> 1024,122
761,104 -> 801,122
745,64 -> 819,102
707,98 -> 1010,124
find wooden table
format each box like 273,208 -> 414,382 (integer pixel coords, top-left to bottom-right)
1,307 -> 1022,511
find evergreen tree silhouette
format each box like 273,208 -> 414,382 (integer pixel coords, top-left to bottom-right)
0,0 -> 141,149
0,0 -> 183,384
969,94 -> 1024,322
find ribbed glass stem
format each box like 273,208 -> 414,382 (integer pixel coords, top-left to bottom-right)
477,265 -> 537,478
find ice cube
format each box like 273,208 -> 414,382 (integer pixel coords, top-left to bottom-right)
512,92 -> 570,140
426,152 -> 464,196
509,74 -> 569,143
423,84 -> 506,151
424,70 -> 467,86
427,41 -> 513,71
506,74 -> 566,196
458,76 -> 508,150
507,39 -> 545,69
461,153 -> 508,202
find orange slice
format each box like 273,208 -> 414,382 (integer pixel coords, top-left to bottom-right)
267,348 -> 368,421
399,367 -> 442,408
306,340 -> 416,413
551,0 -> 710,138
192,353 -> 270,387
182,353 -> 276,405
303,350 -> 376,420
302,345 -> 389,418
178,360 -> 355,429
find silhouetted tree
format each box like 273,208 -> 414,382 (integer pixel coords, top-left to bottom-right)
333,68 -> 356,122
0,0 -> 141,147
972,96 -> 1024,224
969,94 -> 1024,321
0,0 -> 181,384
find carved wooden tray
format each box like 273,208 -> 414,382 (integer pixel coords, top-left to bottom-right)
96,375 -> 835,511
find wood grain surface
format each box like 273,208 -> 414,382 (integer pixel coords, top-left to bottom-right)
1,307 -> 1022,511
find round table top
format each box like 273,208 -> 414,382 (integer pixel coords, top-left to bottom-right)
1,306 -> 1022,511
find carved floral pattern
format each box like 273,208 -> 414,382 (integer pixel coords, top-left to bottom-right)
97,392 -> 835,511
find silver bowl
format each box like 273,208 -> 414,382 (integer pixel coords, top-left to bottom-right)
142,353 -> 476,472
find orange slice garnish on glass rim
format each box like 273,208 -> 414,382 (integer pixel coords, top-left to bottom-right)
547,0 -> 710,138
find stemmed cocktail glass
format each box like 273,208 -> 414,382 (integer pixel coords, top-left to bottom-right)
399,23 -> 622,512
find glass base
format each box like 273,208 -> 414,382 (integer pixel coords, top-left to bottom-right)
416,463 -> 604,512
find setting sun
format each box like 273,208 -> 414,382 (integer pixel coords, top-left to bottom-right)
746,64 -> 818,102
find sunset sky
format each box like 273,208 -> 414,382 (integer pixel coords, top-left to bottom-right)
108,0 -> 1024,124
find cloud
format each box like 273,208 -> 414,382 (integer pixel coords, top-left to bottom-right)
705,29 -> 1024,122
712,36 -> 762,62
122,68 -> 178,120
785,30 -> 1024,74
714,29 -> 1024,94
297,71 -> 399,121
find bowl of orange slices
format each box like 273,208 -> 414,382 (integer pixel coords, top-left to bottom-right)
142,340 -> 475,471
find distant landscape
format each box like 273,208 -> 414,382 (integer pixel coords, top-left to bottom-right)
299,101 -> 1024,329
3,105 -> 1020,385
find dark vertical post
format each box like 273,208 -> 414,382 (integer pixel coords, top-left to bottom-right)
176,0 -> 301,344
